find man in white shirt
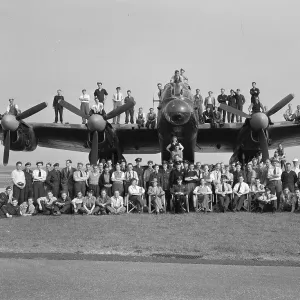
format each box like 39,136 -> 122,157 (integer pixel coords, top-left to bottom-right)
73,163 -> 89,197
11,161 -> 26,204
6,98 -> 20,116
215,175 -> 232,212
153,83 -> 163,106
112,87 -> 124,124
292,158 -> 300,175
124,163 -> 139,193
204,91 -> 216,111
180,68 -> 188,85
170,70 -> 183,84
210,163 -> 222,188
90,98 -> 106,117
79,89 -> 90,124
128,178 -> 145,213
233,175 -> 250,212
108,190 -> 126,214
267,159 -> 282,208
33,162 -> 47,203
136,107 -> 146,128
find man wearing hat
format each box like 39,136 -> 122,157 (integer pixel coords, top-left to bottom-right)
23,162 -> 33,202
204,91 -> 216,111
6,98 -> 20,116
45,163 -> 61,198
267,159 -> 282,209
11,161 -> 26,205
94,82 -> 108,106
215,175 -> 232,212
133,158 -> 144,187
235,89 -> 246,122
61,160 -> 76,199
143,161 -> 154,191
170,176 -> 188,213
112,87 -> 124,124
124,90 -> 135,124
33,162 -> 46,203
0,186 -> 12,208
169,161 -> 184,188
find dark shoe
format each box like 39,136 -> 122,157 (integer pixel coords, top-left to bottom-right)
53,211 -> 61,216
272,208 -> 276,213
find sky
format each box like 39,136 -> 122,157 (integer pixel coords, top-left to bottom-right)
1,0 -> 300,166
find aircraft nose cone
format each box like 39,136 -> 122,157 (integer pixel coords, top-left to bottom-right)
249,112 -> 269,131
164,99 -> 192,126
87,114 -> 106,132
1,114 -> 19,131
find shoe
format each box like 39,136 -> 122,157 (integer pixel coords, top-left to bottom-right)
53,121 -> 57,123
272,208 -> 276,213
53,211 -> 61,216
125,122 -> 128,124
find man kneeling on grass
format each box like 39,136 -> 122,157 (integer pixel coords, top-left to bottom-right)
52,191 -> 72,215
37,191 -> 57,215
0,198 -> 21,218
20,198 -> 35,216
108,190 -> 126,214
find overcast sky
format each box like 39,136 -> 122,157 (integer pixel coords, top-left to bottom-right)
1,0 -> 300,166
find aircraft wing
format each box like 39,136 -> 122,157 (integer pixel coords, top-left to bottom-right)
29,123 -> 160,154
195,123 -> 243,153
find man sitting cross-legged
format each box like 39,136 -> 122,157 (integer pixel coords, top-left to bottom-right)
257,187 -> 277,213
250,178 -> 265,212
95,189 -> 111,215
193,178 -> 212,213
52,191 -> 72,215
232,175 -> 250,212
37,190 -> 57,215
71,191 -> 84,214
108,190 -> 126,215
80,190 -> 97,215
215,175 -> 232,212
279,187 -> 296,213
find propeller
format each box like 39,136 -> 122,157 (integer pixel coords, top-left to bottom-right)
1,102 -> 48,166
59,99 -> 136,163
220,94 -> 294,163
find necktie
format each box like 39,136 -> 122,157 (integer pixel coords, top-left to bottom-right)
80,171 -> 83,177
273,168 -> 276,175
237,183 -> 241,193
38,170 -> 41,177
67,168 -> 70,177
222,183 -> 225,192
117,94 -> 119,100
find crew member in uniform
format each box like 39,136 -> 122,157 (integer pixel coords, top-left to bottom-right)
33,162 -> 46,204
171,176 -> 188,213
217,88 -> 227,123
6,98 -> 20,116
136,108 -> 146,128
45,163 -> 61,198
23,162 -> 33,202
61,159 -> 76,199
146,108 -> 156,129
52,89 -> 64,123
133,158 -> 144,188
124,90 -> 135,124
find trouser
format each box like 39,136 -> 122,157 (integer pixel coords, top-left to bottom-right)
74,181 -> 86,196
136,118 -> 145,127
217,194 -> 230,212
236,104 -> 243,122
164,190 -> 171,211
49,184 -> 60,198
13,185 -> 25,205
233,194 -> 246,211
258,200 -> 277,211
125,109 -> 134,124
89,184 -> 100,198
150,196 -> 163,212
113,102 -> 122,124
54,105 -> 63,123
62,184 -> 75,199
53,203 -> 72,214
93,206 -> 107,215
268,180 -> 282,209
106,206 -> 126,214
227,108 -> 238,123
40,202 -> 54,215
80,102 -> 90,123
194,194 -> 209,210
281,203 -> 295,212
173,195 -> 186,213
33,182 -> 45,203
129,195 -> 144,212
24,184 -> 33,202
146,120 -> 156,129
218,107 -> 226,123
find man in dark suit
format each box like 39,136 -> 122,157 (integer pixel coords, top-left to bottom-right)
46,163 -> 61,198
250,82 -> 260,103
61,159 -> 76,199
235,89 -> 246,122
227,89 -> 237,123
23,162 -> 33,202
53,89 -> 64,124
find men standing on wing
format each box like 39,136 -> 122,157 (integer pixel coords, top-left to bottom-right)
250,82 -> 260,103
227,89 -> 237,123
53,89 -> 64,124
94,82 -> 108,106
180,68 -> 188,85
112,87 -> 123,124
235,89 -> 246,122
61,159 -> 76,199
194,89 -> 204,123
11,161 -> 26,205
33,162 -> 46,204
217,88 -> 227,123
6,98 -> 21,116
79,89 -> 90,124
204,91 -> 215,111
124,90 -> 135,124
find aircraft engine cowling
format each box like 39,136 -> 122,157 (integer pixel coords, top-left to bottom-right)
164,99 -> 192,126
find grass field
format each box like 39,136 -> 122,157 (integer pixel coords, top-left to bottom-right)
0,212 -> 300,262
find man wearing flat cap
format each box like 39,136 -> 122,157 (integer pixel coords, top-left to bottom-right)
112,87 -> 124,124
23,162 -> 33,202
32,162 -> 46,203
133,158 -> 144,188
45,163 -> 61,198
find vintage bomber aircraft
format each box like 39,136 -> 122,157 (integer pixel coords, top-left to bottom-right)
0,82 -> 298,166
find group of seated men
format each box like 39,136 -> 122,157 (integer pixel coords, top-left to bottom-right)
0,143 -> 300,218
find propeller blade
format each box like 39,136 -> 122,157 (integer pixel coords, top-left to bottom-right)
219,104 -> 251,119
58,100 -> 89,119
105,99 -> 136,121
266,94 -> 295,117
258,129 -> 269,162
90,131 -> 99,165
3,130 -> 10,166
16,102 -> 48,121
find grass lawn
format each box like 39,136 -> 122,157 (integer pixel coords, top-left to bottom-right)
0,212 -> 300,262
